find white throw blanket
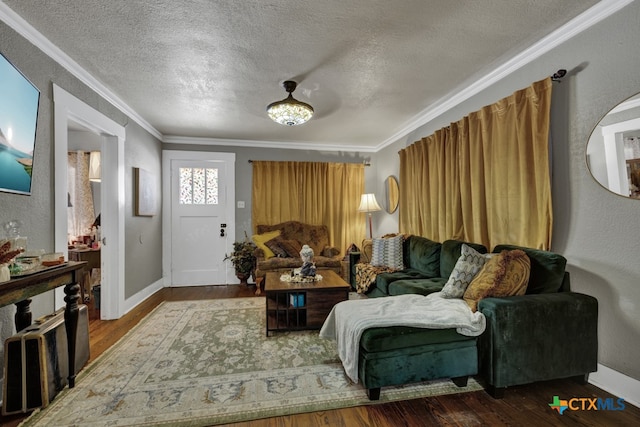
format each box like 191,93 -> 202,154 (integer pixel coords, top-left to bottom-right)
319,292 -> 486,383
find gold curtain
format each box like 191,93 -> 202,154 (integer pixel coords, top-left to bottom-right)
252,161 -> 364,255
399,78 -> 553,250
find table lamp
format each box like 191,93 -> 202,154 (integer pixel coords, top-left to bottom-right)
358,193 -> 382,239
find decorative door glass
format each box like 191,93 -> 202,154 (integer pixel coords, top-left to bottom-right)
179,167 -> 218,205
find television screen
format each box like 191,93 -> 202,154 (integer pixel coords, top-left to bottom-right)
0,52 -> 40,195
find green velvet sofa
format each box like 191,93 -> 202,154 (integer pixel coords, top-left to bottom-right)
350,235 -> 487,297
349,236 -> 598,400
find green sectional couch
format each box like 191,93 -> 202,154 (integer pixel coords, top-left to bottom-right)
350,236 -> 488,297
349,236 -> 598,399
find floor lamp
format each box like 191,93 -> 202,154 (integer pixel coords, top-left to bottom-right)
358,193 -> 382,239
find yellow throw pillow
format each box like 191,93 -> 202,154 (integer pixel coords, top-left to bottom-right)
252,230 -> 281,259
489,249 -> 530,299
463,249 -> 530,312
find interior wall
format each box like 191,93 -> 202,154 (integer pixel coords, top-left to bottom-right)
1,26 -> 62,327
552,1 -> 640,383
125,122 -> 163,298
375,1 -> 640,382
371,141 -> 400,236
162,143 -> 374,247
0,18 -> 163,369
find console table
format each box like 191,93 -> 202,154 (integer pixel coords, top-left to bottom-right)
0,261 -> 86,388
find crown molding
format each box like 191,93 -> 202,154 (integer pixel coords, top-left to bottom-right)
162,135 -> 377,153
0,1 -> 163,141
375,0 -> 635,152
2,0 -> 633,153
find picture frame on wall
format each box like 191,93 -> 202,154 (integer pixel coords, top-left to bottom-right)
134,167 -> 157,216
0,52 -> 41,196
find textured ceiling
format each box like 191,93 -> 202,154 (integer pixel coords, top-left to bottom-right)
2,0 -> 601,150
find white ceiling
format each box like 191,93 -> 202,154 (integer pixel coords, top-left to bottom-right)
2,0 -> 610,151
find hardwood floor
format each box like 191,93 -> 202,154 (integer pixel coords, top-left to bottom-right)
2,285 -> 639,426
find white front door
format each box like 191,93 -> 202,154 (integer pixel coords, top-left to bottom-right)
166,152 -> 235,286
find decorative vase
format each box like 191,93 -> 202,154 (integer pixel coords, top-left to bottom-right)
0,264 -> 10,283
236,272 -> 250,286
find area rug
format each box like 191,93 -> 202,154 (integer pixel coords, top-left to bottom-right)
21,297 -> 483,427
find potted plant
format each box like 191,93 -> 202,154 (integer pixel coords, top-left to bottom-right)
224,237 -> 257,285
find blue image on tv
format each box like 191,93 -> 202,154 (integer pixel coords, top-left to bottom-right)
0,52 -> 40,196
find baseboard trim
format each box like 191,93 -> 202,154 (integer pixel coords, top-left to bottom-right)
589,363 -> 640,408
122,278 -> 164,315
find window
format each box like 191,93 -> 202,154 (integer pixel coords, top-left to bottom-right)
179,167 -> 218,205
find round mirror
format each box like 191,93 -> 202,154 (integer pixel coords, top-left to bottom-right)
587,93 -> 640,199
385,175 -> 399,213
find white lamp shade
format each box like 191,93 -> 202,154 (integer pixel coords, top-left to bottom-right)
89,151 -> 101,182
358,193 -> 382,212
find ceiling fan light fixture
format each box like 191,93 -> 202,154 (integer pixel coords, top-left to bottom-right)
267,80 -> 314,126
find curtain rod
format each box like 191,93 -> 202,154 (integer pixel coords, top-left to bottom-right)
248,160 -> 371,166
551,69 -> 566,82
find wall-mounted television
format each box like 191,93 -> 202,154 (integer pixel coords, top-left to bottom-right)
0,51 -> 40,196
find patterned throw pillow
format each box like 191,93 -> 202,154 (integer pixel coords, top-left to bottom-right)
252,230 -> 281,259
264,238 -> 288,258
441,244 -> 489,299
277,239 -> 303,258
370,234 -> 404,270
463,249 -> 531,312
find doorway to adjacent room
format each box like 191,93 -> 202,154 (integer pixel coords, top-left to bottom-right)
53,84 -> 126,320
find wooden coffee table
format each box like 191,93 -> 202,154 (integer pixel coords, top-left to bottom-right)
264,270 -> 350,336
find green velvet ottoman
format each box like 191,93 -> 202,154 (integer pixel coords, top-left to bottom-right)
358,325 -> 478,400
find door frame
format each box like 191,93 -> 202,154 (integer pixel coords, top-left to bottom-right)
53,84 -> 126,319
162,150 -> 237,285
601,117 -> 640,196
